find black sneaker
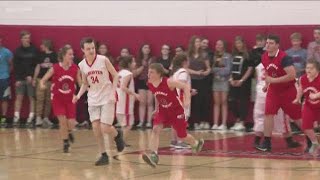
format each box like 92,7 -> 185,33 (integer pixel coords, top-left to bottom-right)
256,141 -> 271,152
142,152 -> 159,168
95,155 -> 109,166
287,141 -> 301,148
305,137 -> 313,153
253,141 -> 260,148
68,133 -> 74,144
114,130 -> 125,152
63,143 -> 70,153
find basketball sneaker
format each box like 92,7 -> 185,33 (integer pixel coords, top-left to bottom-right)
95,155 -> 109,166
142,152 -> 159,168
114,129 -> 125,152
256,140 -> 271,152
192,139 -> 204,153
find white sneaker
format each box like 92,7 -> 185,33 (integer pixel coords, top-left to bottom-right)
203,123 -> 210,129
146,122 -> 152,128
199,122 -> 205,129
194,123 -> 201,130
43,117 -> 53,126
35,117 -> 43,126
211,124 -> 219,130
136,122 -> 143,128
233,123 -> 245,131
230,122 -> 239,130
218,124 -> 227,131
13,116 -> 19,124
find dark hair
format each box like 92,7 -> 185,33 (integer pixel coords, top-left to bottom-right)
314,26 -> 320,31
175,45 -> 185,51
256,34 -> 266,41
306,58 -> 320,71
80,37 -> 95,49
267,34 -> 280,44
41,39 -> 54,51
20,30 -> 31,39
119,55 -> 133,69
149,63 -> 165,77
58,44 -> 72,62
172,54 -> 188,73
136,43 -> 152,67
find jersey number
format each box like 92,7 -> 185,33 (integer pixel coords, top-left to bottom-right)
91,76 -> 99,84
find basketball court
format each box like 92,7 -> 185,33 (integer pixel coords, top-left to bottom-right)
1,128 -> 319,180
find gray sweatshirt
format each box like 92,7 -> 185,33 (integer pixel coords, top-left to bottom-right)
212,52 -> 232,81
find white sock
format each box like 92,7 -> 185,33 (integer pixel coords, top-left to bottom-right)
28,112 -> 35,118
14,112 -> 20,118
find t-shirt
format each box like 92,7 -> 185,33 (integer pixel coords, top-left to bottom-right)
0,47 -> 13,79
285,48 -> 307,78
231,52 -> 254,81
37,52 -> 58,78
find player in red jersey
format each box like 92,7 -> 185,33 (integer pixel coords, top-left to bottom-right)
40,45 -> 81,153
142,63 -> 204,168
256,34 -> 303,152
293,59 -> 320,154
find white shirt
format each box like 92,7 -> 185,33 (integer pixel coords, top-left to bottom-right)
78,55 -> 113,106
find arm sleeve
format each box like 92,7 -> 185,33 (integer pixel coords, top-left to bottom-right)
281,55 -> 293,68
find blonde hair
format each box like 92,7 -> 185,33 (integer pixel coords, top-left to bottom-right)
58,44 -> 72,62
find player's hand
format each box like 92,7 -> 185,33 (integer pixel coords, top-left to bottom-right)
72,95 -> 79,104
265,75 -> 274,84
262,85 -> 268,93
109,91 -> 117,103
292,98 -> 301,104
309,93 -> 318,100
191,89 -> 198,96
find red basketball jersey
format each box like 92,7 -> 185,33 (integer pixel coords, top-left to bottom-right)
51,63 -> 78,99
300,74 -> 320,109
147,77 -> 183,111
261,49 -> 296,91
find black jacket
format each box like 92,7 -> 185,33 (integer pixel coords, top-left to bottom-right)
13,44 -> 38,80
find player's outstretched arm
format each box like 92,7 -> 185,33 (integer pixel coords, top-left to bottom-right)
167,78 -> 191,107
293,78 -> 303,104
74,71 -> 88,103
121,74 -> 141,101
105,57 -> 119,96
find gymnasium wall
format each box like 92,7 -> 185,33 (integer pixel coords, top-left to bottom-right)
0,1 -> 318,120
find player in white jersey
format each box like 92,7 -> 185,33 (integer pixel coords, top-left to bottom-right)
116,56 -> 140,144
73,37 -> 125,166
253,63 -> 301,148
170,54 -> 196,149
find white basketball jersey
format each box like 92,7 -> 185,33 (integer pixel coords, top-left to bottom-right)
116,69 -> 135,115
255,63 -> 267,98
172,68 -> 191,117
78,55 -> 113,106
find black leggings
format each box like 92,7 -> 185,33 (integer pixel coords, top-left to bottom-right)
190,78 -> 211,125
229,82 -> 251,122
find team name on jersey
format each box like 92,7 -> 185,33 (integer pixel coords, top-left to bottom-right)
266,64 -> 278,70
155,91 -> 168,96
58,75 -> 74,82
87,70 -> 103,76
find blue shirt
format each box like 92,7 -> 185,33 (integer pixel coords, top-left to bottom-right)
285,48 -> 307,78
0,47 -> 13,79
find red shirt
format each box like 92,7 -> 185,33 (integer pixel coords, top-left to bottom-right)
300,74 -> 320,109
261,49 -> 296,92
51,63 -> 78,99
147,77 -> 183,111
